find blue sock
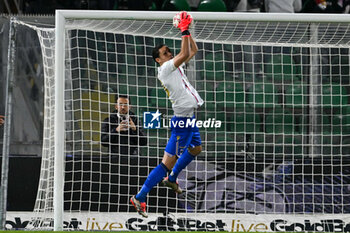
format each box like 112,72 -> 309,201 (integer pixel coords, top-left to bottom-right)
168,150 -> 195,183
135,163 -> 169,202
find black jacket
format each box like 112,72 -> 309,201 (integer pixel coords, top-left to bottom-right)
101,110 -> 147,155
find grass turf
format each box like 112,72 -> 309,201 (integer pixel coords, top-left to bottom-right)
6,232 -> 234,233
2,232 -> 299,233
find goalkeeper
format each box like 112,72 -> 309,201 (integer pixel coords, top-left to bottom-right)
130,11 -> 203,218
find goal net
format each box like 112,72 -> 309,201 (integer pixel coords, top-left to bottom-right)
17,11 -> 350,231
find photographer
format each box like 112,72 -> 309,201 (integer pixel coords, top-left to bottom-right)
101,95 -> 147,155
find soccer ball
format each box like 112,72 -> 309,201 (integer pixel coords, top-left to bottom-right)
173,12 -> 193,29
173,13 -> 181,28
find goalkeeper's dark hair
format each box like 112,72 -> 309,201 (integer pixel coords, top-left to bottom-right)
152,44 -> 166,63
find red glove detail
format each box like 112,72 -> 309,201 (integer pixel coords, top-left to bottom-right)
177,11 -> 193,32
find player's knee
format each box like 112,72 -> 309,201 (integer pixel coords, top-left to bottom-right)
162,152 -> 178,170
188,146 -> 202,156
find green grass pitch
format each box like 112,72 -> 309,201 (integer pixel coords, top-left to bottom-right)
4,231 -> 299,233
6,231 -> 302,233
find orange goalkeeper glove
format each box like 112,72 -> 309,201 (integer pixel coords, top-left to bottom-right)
176,11 -> 193,33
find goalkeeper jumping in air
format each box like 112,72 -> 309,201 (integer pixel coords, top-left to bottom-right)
131,11 -> 203,218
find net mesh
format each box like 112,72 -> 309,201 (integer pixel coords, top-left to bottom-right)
18,13 -> 350,230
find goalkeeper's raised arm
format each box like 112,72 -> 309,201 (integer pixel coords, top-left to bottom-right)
154,11 -> 198,68
184,33 -> 199,64
173,11 -> 198,67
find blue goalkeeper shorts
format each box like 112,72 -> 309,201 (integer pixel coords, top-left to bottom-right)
165,116 -> 202,157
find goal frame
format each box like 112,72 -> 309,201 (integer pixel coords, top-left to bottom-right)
54,10 -> 350,231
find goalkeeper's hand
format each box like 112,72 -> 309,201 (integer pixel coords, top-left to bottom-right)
177,11 -> 193,32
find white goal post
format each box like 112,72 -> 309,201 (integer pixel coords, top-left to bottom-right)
16,10 -> 350,231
